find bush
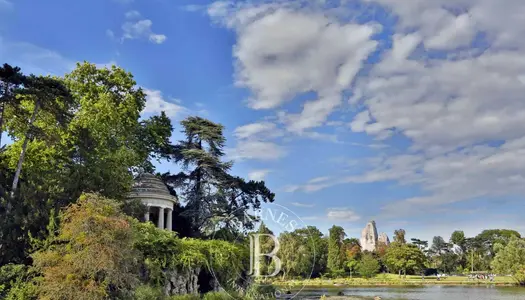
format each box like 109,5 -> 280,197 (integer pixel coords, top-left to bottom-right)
203,291 -> 232,300
0,264 -> 27,298
358,254 -> 380,279
245,284 -> 276,299
134,284 -> 166,300
169,294 -> 200,300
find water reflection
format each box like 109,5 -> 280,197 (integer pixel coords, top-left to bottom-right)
294,286 -> 525,299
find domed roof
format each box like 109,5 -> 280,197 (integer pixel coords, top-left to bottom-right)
128,173 -> 177,205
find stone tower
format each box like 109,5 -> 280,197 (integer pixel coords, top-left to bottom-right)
360,220 -> 379,252
378,232 -> 390,246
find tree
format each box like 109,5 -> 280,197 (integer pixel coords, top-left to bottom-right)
384,243 -> 426,278
358,254 -> 380,279
163,116 -> 274,236
343,238 -> 361,278
0,63 -> 24,147
431,236 -> 450,255
10,75 -> 73,192
32,193 -> 140,299
393,229 -> 406,244
410,238 -> 428,251
0,62 -> 173,266
327,226 -> 346,276
491,236 -> 525,285
279,231 -> 311,279
294,226 -> 327,278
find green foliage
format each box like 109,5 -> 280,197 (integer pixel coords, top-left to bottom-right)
394,229 -> 406,244
0,264 -> 27,298
169,294 -> 200,300
203,291 -> 232,300
358,254 -> 380,279
384,243 -> 426,277
163,116 -> 274,237
134,284 -> 166,300
327,225 -> 346,275
32,193 -> 140,300
133,221 -> 248,289
491,236 -> 525,285
244,284 -> 276,299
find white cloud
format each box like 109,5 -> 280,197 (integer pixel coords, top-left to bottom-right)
326,208 -> 361,222
125,10 -> 141,19
228,140 -> 286,161
290,202 -> 315,208
248,169 -> 272,181
228,121 -> 287,161
284,176 -> 334,193
209,0 -> 525,222
208,3 -> 379,133
234,122 -> 283,140
142,89 -> 186,118
120,14 -> 167,44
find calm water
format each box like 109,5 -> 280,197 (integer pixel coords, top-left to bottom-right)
292,286 -> 525,299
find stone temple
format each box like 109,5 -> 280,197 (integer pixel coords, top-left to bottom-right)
360,220 -> 390,252
128,172 -> 178,231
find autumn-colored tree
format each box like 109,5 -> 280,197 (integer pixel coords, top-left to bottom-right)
32,193 -> 140,300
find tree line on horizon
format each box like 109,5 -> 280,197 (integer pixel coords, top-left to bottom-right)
254,223 -> 525,284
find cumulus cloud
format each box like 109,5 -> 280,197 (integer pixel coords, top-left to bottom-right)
326,208 -> 361,222
248,169 -> 272,181
208,2 -> 379,133
142,89 -> 186,118
209,0 -> 525,223
228,139 -> 286,161
116,11 -> 167,44
227,120 -> 287,161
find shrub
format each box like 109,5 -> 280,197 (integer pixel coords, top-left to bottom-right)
32,193 -> 140,300
203,291 -> 232,300
245,284 -> 276,299
169,294 -> 200,300
134,284 -> 166,300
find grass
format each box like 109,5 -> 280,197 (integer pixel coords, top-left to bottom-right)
271,273 -> 517,287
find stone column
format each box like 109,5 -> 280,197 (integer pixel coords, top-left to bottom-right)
166,208 -> 173,231
144,206 -> 150,222
158,207 -> 165,229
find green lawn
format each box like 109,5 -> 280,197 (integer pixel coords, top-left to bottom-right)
271,273 -> 517,287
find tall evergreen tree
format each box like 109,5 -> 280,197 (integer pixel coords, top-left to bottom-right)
327,225 -> 346,275
163,116 -> 274,236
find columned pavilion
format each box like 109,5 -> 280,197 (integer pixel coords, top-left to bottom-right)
128,173 -> 178,231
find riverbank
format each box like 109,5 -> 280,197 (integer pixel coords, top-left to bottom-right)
271,273 -> 517,287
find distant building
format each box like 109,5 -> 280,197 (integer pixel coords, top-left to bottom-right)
360,220 -> 390,252
128,172 -> 178,231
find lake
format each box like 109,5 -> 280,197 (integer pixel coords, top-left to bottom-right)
291,286 -> 525,299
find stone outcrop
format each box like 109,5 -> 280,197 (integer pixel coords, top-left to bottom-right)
164,267 -> 201,295
378,232 -> 390,246
360,220 -> 390,251
360,220 -> 378,252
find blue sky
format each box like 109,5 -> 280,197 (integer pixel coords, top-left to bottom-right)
2,0 -> 525,244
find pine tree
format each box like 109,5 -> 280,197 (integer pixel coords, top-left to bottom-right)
164,116 -> 274,236
327,225 -> 346,276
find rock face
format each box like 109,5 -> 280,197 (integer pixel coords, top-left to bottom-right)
360,220 -> 390,251
378,232 -> 390,246
360,220 -> 379,252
